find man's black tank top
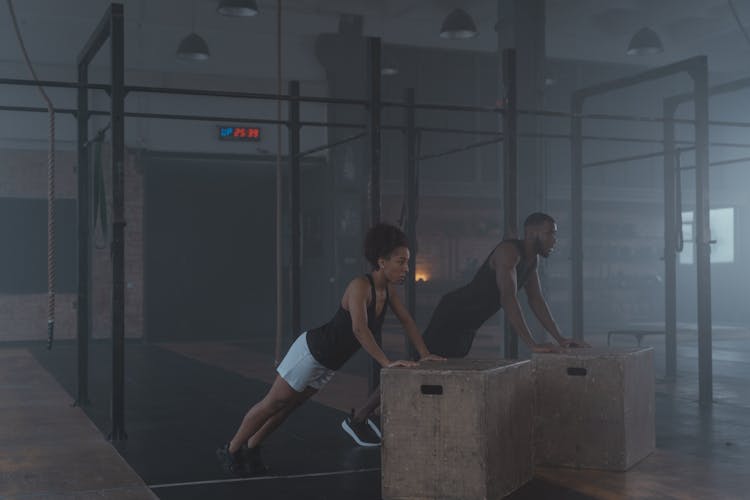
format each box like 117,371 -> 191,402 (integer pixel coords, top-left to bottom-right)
305,274 -> 389,370
421,239 -> 535,358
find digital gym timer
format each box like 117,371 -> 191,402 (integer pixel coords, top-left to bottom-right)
218,126 -> 261,141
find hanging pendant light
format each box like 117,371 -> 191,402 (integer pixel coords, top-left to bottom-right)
177,33 -> 210,60
626,27 -> 663,56
217,0 -> 259,17
177,0 -> 210,61
439,8 -> 478,39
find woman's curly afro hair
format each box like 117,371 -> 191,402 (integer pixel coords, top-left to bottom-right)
364,223 -> 409,269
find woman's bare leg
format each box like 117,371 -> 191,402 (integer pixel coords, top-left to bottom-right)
247,386 -> 317,448
353,387 -> 380,423
228,375 -> 301,453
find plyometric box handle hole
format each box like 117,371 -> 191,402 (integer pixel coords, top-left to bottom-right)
566,367 -> 588,376
420,384 -> 443,395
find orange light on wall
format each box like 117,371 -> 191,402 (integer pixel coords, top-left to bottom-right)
415,268 -> 431,283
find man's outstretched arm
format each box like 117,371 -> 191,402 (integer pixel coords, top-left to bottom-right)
494,246 -> 558,353
525,269 -> 589,348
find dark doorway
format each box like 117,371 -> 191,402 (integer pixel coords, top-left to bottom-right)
144,153 -> 276,342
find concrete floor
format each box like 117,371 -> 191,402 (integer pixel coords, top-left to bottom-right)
1,323 -> 749,499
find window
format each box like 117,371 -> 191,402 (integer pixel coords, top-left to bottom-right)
679,207 -> 734,264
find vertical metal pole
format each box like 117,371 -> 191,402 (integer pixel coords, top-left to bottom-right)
691,57 -> 713,406
404,88 -> 417,319
109,4 -> 127,441
288,81 -> 301,337
366,37 -> 382,227
663,100 -> 678,380
502,48 -> 519,358
571,94 -> 584,342
273,0 -> 284,367
76,64 -> 91,406
366,37 -> 381,392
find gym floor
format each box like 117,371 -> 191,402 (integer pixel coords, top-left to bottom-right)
2,325 -> 749,499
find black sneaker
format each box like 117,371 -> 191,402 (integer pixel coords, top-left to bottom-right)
216,443 -> 246,476
239,445 -> 269,475
341,410 -> 381,447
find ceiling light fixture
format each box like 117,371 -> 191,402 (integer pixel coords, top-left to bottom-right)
177,33 -> 210,60
626,27 -> 663,56
217,0 -> 259,17
177,1 -> 210,61
439,8 -> 478,39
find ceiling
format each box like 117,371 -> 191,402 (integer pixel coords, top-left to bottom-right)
1,0 -> 749,79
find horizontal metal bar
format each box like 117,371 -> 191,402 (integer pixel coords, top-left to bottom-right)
517,107 -> 698,125
0,78 -> 365,106
583,147 -> 695,169
681,156 -> 750,170
416,125 -> 502,137
0,104 -> 79,115
529,131 -> 689,145
710,141 -> 750,148
125,84 -> 367,107
0,78 -> 110,92
668,76 -> 750,106
296,132 -> 365,159
6,76 -> 750,131
418,134 -> 503,162
586,149 -> 750,170
383,99 -> 503,114
6,103 -> 750,152
575,56 -> 703,100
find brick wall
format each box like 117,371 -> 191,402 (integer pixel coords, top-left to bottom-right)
0,147 -> 143,342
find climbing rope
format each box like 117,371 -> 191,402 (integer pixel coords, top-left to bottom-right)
7,0 -> 57,349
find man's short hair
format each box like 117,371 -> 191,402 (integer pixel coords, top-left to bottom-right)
524,212 -> 555,230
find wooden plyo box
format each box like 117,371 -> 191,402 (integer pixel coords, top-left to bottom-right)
381,359 -> 533,500
532,347 -> 655,471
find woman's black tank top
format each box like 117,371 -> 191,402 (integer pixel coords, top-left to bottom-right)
305,274 -> 389,370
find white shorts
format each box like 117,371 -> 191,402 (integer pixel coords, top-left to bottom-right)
276,332 -> 335,392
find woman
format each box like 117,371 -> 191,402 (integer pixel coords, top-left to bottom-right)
217,223 -> 442,476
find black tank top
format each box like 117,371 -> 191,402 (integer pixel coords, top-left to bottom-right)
305,274 -> 389,370
422,239 -> 535,357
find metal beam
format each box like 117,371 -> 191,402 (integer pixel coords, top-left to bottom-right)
582,147 -> 695,169
77,5 -> 113,67
575,57 -> 704,99
663,100 -> 678,380
668,76 -> 750,106
366,37 -> 382,227
75,59 -> 91,407
404,88 -> 418,319
570,96 -> 584,341
296,132 -> 365,160
109,3 -> 127,441
691,58 -> 713,407
502,48 -> 519,358
417,135 -> 503,162
366,37 -> 382,393
288,81 -> 301,338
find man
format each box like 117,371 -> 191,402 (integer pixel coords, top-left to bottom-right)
341,212 -> 587,447
422,211 -> 585,357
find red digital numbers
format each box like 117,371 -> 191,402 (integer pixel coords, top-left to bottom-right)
219,126 -> 261,141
